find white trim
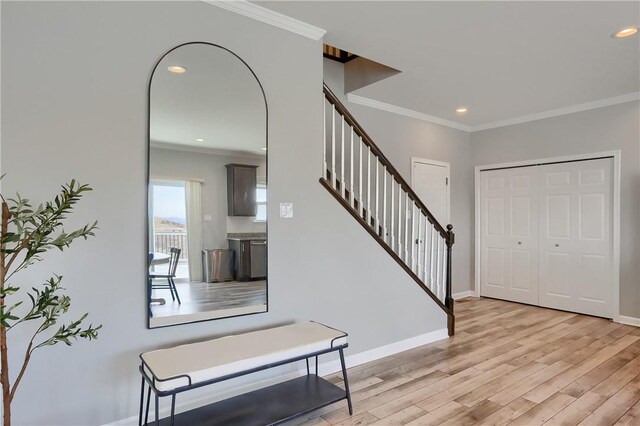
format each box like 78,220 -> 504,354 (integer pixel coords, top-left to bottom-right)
453,291 -> 474,300
345,93 -> 639,134
410,157 -> 451,225
618,316 -> 640,327
202,0 -> 326,40
473,150 -> 621,322
347,94 -> 472,132
102,328 -> 448,425
471,93 -> 640,132
150,176 -> 205,184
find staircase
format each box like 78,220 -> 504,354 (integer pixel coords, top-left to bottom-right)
320,83 -> 455,336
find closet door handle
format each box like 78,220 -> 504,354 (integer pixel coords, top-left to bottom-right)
517,241 -> 522,245
555,243 -> 560,247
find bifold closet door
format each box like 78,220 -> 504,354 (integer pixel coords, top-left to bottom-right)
480,167 -> 539,305
538,158 -> 613,318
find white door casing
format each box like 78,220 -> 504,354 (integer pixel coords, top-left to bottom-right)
480,167 -> 539,305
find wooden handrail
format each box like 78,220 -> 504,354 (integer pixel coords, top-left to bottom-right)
323,83 -> 450,242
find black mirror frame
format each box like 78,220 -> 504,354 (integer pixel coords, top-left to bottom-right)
146,42 -> 269,329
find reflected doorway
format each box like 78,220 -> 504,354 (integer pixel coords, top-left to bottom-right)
150,180 -> 190,281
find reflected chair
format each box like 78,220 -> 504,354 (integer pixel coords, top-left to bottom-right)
149,247 -> 182,304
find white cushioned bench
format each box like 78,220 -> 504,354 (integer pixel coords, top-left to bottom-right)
138,321 -> 352,425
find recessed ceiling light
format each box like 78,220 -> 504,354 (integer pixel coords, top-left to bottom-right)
167,65 -> 187,74
613,26 -> 638,38
456,107 -> 468,114
195,138 -> 205,142
261,147 -> 268,151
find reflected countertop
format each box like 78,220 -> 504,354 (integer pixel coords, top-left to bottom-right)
227,232 -> 267,241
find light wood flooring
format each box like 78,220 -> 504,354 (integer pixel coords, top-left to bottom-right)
289,297 -> 640,426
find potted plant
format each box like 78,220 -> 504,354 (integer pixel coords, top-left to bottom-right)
0,179 -> 102,425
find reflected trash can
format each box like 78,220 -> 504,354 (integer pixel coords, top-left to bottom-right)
202,249 -> 234,282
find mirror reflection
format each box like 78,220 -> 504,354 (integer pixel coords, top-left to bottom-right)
147,43 -> 267,328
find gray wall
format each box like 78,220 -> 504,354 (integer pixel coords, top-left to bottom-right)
324,59 -> 474,295
150,147 -> 266,250
1,2 -> 446,424
471,101 -> 640,317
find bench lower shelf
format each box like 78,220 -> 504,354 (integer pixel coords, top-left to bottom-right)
152,374 -> 346,425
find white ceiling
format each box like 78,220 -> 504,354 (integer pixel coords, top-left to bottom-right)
259,1 -> 640,128
150,43 -> 266,155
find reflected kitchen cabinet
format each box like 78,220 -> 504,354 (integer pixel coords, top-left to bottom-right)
226,164 -> 258,216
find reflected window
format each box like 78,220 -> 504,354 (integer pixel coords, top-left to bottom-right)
150,180 -> 189,280
255,181 -> 267,222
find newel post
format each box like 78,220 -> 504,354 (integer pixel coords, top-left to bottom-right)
445,224 -> 455,336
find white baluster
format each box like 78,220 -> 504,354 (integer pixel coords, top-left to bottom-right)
390,178 -> 395,250
397,189 -> 402,257
404,192 -> 409,263
424,222 -> 430,284
441,239 -> 447,303
417,210 -> 423,277
341,115 -> 345,198
411,202 -> 416,272
331,104 -> 336,189
436,236 -> 443,301
382,166 -> 387,243
430,223 -> 436,292
350,128 -> 354,208
366,146 -> 371,226
375,159 -> 379,232
323,99 -> 326,179
425,217 -> 431,284
358,137 -> 363,216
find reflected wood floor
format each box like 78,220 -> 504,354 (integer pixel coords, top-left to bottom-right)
288,297 -> 640,426
150,280 -> 266,318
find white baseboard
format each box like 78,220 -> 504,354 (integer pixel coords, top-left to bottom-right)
453,290 -> 474,300
103,328 -> 448,425
618,315 -> 640,327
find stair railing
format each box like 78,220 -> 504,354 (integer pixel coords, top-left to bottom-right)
321,83 -> 455,335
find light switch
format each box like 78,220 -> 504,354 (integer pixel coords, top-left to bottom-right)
203,215 -> 212,222
280,203 -> 293,218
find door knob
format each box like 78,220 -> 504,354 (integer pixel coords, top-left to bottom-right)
555,243 -> 560,247
517,241 -> 522,245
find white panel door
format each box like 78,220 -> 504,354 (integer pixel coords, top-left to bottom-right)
538,158 -> 613,317
480,167 -> 539,305
412,160 -> 449,225
412,160 -> 449,276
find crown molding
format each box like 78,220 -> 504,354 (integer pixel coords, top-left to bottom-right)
347,92 -> 640,133
347,94 -> 472,132
203,1 -> 326,40
471,92 -> 640,132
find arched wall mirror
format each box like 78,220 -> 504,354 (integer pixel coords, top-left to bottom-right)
147,43 -> 268,328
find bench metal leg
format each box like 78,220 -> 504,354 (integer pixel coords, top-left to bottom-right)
315,355 -> 319,375
170,394 -> 176,426
139,377 -> 145,426
306,358 -> 310,376
339,348 -> 352,415
144,386 -> 151,425
155,393 -> 160,425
